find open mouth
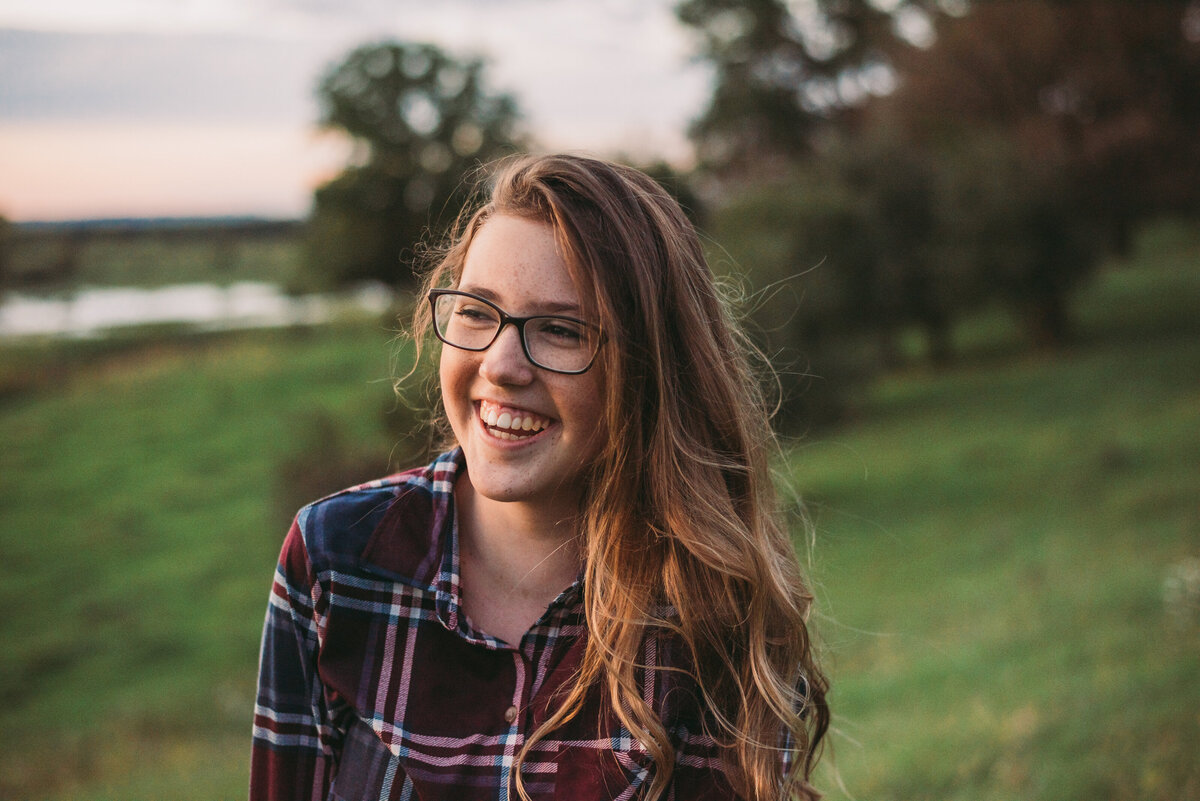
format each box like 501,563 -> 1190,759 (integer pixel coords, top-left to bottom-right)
478,399 -> 552,441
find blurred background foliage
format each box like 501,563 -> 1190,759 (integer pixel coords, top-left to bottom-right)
676,0 -> 1200,424
2,0 -> 1199,798
303,40 -> 524,290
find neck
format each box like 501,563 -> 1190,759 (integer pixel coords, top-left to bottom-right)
455,472 -> 583,608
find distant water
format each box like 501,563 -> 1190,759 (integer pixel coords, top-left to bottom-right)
0,282 -> 395,338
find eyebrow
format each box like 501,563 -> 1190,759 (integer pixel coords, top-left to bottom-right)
457,284 -> 583,316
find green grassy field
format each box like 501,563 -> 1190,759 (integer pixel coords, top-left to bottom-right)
0,323 -> 405,799
804,266 -> 1200,798
1,224 -> 1197,799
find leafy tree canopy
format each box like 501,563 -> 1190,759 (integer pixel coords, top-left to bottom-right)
676,0 -> 951,174
885,0 -> 1200,252
305,41 -> 523,289
686,0 -> 1199,355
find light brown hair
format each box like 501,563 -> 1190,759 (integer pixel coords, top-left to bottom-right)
412,153 -> 829,800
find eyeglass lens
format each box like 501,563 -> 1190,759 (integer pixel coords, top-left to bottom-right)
432,292 -> 599,373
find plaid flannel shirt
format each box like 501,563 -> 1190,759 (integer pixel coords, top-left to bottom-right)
250,449 -> 744,801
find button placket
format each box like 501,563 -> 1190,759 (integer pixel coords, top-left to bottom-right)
506,650 -> 530,730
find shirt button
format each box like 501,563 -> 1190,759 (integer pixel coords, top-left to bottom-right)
504,705 -> 519,724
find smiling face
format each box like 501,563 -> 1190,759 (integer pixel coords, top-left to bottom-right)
439,214 -> 607,510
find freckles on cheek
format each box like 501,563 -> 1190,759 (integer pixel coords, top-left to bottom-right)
438,346 -> 467,392
437,353 -> 450,398
437,351 -> 466,431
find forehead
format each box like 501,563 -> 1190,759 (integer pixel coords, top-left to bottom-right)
458,214 -> 583,312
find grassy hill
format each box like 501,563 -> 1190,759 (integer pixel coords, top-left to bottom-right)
802,236 -> 1200,799
0,222 -> 1197,799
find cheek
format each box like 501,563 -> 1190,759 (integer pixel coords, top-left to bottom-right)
438,350 -> 451,397
438,350 -> 472,422
573,374 -> 609,446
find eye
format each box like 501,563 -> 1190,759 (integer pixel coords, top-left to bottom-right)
533,317 -> 588,345
453,302 -> 498,326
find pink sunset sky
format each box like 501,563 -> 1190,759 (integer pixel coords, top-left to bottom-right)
0,0 -> 710,221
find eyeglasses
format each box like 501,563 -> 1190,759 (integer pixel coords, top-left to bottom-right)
428,289 -> 604,375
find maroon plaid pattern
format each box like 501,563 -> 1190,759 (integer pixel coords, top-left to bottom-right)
251,449 -> 747,800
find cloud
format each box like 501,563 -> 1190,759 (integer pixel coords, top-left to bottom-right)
0,27 -> 324,123
0,1 -> 711,218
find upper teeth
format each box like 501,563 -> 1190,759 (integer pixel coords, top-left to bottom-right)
480,400 -> 549,433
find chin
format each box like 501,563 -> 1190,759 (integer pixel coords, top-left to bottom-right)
470,480 -> 533,504
466,463 -> 588,508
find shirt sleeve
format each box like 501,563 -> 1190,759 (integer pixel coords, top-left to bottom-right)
249,517 -> 338,801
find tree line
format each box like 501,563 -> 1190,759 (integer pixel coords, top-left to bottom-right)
681,0 -> 1200,422
297,2 -> 1198,426
7,2 -> 1190,427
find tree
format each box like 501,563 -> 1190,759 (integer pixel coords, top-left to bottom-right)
888,0 -> 1200,256
685,1 -> 1199,350
305,41 -> 523,289
870,0 -> 1200,344
926,130 -> 1100,348
675,0 -> 948,176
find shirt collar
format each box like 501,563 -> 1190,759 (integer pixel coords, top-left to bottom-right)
357,448 -> 463,592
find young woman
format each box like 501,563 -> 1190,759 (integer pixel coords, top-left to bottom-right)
251,154 -> 829,801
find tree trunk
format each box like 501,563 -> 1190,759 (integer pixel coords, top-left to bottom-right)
924,315 -> 954,367
1027,293 -> 1071,349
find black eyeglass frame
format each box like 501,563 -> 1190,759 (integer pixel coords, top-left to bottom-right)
428,289 -> 605,375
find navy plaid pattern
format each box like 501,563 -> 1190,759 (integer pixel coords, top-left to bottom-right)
251,450 -> 745,801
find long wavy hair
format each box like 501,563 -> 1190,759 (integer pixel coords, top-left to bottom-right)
411,154 -> 829,801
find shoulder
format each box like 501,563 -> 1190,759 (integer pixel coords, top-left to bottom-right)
291,449 -> 462,579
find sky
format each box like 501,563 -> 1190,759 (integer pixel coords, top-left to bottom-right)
0,0 -> 710,221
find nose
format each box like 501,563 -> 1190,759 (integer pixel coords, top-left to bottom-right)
479,323 -> 535,385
